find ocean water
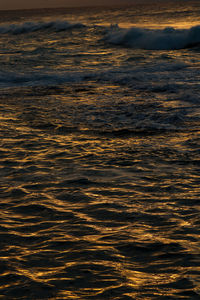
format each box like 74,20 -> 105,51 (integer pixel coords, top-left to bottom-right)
0,0 -> 200,299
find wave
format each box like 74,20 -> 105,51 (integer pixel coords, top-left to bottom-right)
1,20 -> 200,51
0,20 -> 85,34
0,60 -> 189,88
0,70 -> 92,87
105,25 -> 200,50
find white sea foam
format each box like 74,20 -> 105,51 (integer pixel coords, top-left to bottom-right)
105,25 -> 200,50
0,20 -> 85,34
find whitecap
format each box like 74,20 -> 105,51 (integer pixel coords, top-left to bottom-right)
105,25 -> 200,50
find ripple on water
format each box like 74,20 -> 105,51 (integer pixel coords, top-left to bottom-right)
0,83 -> 200,299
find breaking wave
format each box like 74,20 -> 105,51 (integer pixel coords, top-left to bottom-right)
0,20 -> 85,34
105,24 -> 200,50
1,20 -> 200,51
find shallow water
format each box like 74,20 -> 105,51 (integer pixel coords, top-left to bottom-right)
0,1 -> 200,299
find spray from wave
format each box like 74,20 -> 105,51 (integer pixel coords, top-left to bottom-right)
0,20 -> 85,34
105,24 -> 200,50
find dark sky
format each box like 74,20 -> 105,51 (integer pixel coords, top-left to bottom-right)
0,0 -> 136,10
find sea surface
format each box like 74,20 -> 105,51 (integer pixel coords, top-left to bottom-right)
0,0 -> 200,299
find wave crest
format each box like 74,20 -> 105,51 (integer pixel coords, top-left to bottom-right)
105,25 -> 200,50
0,20 -> 85,34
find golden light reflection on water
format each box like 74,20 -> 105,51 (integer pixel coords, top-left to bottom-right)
108,20 -> 200,30
124,269 -> 176,287
0,3 -> 200,299
0,68 -> 200,300
1,129 -> 200,299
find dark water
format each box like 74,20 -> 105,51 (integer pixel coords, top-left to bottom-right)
0,1 -> 200,299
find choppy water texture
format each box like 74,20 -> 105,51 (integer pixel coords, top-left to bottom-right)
0,1 -> 200,299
